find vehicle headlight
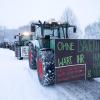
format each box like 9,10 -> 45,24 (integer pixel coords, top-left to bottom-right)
22,32 -> 31,36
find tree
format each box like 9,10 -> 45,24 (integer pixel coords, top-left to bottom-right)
85,20 -> 100,39
61,7 -> 83,39
0,26 -> 6,42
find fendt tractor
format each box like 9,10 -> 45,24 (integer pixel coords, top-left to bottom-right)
29,20 -> 100,86
14,32 -> 32,60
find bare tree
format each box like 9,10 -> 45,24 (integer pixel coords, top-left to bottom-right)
85,20 -> 100,39
61,8 -> 77,25
61,7 -> 83,39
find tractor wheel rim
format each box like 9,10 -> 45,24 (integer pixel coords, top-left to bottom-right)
38,58 -> 43,79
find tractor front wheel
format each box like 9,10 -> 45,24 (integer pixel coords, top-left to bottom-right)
37,49 -> 55,86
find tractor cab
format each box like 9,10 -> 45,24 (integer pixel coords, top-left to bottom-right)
31,20 -> 76,39
31,20 -> 76,49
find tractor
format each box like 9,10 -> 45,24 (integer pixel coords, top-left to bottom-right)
29,20 -> 100,86
29,20 -> 76,85
14,32 -> 32,60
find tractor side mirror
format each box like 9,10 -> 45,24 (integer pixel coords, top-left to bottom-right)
73,27 -> 76,33
31,24 -> 36,32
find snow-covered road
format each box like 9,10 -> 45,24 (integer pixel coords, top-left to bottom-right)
0,48 -> 100,100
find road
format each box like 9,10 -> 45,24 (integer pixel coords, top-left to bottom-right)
0,48 -> 100,100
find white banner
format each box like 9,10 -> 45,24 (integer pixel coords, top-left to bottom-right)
21,46 -> 29,58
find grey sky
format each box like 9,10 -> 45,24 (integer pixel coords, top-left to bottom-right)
0,0 -> 100,29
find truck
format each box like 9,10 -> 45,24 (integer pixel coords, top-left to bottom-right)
28,20 -> 100,86
14,32 -> 32,60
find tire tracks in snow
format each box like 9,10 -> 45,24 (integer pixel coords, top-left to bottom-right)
54,80 -> 100,100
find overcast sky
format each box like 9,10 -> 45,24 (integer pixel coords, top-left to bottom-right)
0,0 -> 100,30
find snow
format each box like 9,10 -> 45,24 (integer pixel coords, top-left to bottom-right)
0,48 -> 100,100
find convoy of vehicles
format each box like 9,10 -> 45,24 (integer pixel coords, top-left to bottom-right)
2,19 -> 100,86
0,42 -> 15,50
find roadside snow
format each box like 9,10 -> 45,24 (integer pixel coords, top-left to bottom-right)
0,48 -> 100,100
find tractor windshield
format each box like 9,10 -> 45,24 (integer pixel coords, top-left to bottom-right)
43,26 -> 66,39
44,29 -> 58,37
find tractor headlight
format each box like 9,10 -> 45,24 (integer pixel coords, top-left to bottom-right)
22,32 -> 31,36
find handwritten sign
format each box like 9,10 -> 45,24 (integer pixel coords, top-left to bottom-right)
55,39 -> 100,82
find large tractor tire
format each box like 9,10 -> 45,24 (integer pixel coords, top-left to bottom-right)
29,43 -> 37,69
37,49 -> 55,86
15,46 -> 23,60
15,47 -> 17,57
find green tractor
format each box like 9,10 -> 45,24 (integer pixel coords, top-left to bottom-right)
14,32 -> 32,60
29,20 -> 76,85
29,20 -> 100,86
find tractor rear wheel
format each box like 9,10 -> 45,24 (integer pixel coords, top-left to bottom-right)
37,49 -> 55,86
29,43 -> 37,69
